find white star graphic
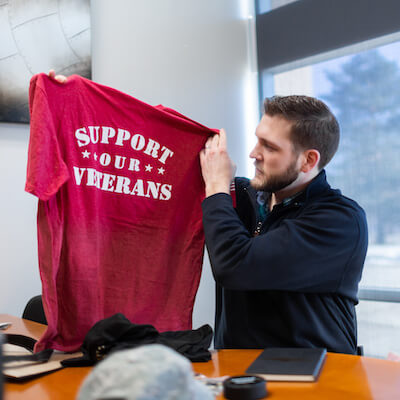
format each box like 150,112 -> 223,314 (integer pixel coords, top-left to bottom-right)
94,153 -> 98,161
82,150 -> 90,158
158,167 -> 165,175
145,164 -> 153,172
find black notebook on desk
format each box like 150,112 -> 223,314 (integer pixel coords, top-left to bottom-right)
245,347 -> 327,382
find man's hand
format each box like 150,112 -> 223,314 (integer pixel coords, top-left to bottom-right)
48,69 -> 68,83
200,129 -> 236,197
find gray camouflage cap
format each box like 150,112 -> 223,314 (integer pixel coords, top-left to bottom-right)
77,344 -> 213,400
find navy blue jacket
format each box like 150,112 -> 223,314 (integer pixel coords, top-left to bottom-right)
202,170 -> 368,354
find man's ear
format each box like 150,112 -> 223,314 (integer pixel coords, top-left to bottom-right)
300,149 -> 320,173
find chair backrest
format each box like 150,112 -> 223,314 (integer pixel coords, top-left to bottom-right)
22,295 -> 47,325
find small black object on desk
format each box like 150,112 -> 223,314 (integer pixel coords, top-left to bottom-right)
223,375 -> 267,399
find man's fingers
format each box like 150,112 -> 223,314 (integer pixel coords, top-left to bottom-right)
205,129 -> 227,151
55,74 -> 67,83
199,149 -> 208,177
204,137 -> 213,149
219,128 -> 227,148
211,133 -> 220,148
48,70 -> 67,83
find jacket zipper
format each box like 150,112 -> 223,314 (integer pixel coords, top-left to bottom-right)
244,186 -> 303,237
254,221 -> 263,236
243,187 -> 264,237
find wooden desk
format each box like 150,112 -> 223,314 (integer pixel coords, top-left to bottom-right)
2,314 -> 400,399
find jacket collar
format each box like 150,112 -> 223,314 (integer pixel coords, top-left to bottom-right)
244,169 -> 330,207
275,169 -> 331,207
301,169 -> 330,202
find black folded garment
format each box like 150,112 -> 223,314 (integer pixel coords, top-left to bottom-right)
62,313 -> 213,367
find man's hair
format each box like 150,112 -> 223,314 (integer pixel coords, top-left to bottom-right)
263,95 -> 340,169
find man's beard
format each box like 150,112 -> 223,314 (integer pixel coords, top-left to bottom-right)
250,158 -> 300,193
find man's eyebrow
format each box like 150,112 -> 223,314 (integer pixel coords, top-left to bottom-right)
258,137 -> 281,149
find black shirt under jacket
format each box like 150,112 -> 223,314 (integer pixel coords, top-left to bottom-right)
202,170 -> 368,354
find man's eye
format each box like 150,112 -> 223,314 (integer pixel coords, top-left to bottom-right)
264,144 -> 275,151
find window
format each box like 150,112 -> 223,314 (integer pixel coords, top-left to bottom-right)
272,42 -> 400,358
257,0 -> 299,13
256,0 -> 400,358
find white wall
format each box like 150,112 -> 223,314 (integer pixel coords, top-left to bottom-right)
0,0 -> 257,331
0,123 -> 40,314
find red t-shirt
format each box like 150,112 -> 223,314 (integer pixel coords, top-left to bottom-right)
26,73 -> 215,352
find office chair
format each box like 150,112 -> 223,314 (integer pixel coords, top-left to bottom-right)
22,295 -> 47,325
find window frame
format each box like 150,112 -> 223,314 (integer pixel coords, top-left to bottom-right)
255,0 -> 400,304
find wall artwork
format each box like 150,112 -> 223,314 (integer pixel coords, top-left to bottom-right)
0,0 -> 91,123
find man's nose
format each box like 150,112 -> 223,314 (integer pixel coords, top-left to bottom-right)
249,144 -> 261,160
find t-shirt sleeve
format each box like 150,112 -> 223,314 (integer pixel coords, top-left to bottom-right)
25,76 -> 70,200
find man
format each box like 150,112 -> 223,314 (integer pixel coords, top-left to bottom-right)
200,95 -> 368,354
